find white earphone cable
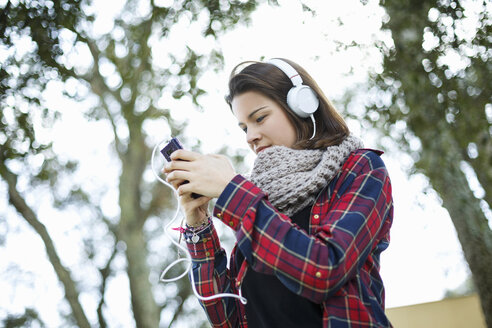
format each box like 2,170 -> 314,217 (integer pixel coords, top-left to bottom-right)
151,140 -> 247,305
309,114 -> 316,140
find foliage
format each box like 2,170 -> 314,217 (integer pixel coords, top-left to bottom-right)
0,0 -> 270,327
363,0 -> 492,326
2,308 -> 46,328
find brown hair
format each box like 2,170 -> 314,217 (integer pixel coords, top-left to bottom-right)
225,58 -> 349,150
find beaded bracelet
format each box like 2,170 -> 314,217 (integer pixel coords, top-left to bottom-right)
185,217 -> 210,230
184,217 -> 212,255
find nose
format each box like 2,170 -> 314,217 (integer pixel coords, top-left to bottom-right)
246,126 -> 261,146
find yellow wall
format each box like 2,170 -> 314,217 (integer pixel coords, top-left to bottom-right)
386,294 -> 486,328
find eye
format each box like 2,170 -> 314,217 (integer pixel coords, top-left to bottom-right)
256,115 -> 266,123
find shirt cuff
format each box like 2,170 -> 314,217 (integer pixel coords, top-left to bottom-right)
185,221 -> 221,262
213,174 -> 265,231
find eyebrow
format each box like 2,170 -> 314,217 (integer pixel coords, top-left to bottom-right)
237,106 -> 268,127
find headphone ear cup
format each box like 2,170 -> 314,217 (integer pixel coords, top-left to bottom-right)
287,85 -> 319,118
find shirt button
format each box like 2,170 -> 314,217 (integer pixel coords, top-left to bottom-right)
217,213 -> 222,218
202,238 -> 208,243
205,252 -> 210,257
315,272 -> 322,278
229,221 -> 234,227
313,214 -> 319,220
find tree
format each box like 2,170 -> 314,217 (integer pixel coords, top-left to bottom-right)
363,0 -> 492,326
0,0 -> 271,326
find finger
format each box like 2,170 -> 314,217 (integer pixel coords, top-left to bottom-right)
167,170 -> 191,183
166,173 -> 191,190
177,183 -> 192,196
166,178 -> 186,190
182,194 -> 211,208
176,179 -> 201,196
163,160 -> 192,173
162,163 -> 172,174
162,163 -> 174,174
170,149 -> 201,162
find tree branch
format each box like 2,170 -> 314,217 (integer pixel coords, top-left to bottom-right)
118,15 -> 153,124
72,33 -> 126,158
96,244 -> 118,328
0,162 -> 91,328
100,96 -> 125,159
167,298 -> 184,328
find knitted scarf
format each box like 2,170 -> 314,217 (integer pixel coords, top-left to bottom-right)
249,135 -> 364,216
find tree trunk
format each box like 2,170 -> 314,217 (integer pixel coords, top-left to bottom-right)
118,130 -> 160,327
418,133 -> 492,327
120,228 -> 160,328
381,1 -> 492,326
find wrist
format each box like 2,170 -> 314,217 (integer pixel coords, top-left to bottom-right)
216,172 -> 236,197
186,216 -> 209,228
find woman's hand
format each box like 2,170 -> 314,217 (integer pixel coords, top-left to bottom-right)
179,193 -> 212,227
164,149 -> 236,199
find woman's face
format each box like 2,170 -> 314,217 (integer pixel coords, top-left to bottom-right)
231,91 -> 297,154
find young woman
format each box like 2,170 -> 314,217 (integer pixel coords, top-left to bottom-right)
164,58 -> 393,328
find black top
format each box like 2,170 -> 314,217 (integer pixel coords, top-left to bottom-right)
236,205 -> 323,328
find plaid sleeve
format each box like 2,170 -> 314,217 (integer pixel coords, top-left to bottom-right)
186,222 -> 246,327
214,152 -> 393,304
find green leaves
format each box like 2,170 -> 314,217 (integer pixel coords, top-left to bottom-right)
1,0 -> 267,326
369,1 -> 492,324
2,308 -> 46,328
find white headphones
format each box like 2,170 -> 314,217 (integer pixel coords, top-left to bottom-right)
267,58 -> 319,118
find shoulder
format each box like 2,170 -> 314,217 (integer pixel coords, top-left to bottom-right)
324,149 -> 391,201
342,148 -> 387,174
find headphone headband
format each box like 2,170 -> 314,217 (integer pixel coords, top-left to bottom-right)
267,58 -> 303,86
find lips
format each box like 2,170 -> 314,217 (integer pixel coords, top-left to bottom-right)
255,146 -> 270,154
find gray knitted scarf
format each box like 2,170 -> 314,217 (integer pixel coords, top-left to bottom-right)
249,135 -> 364,216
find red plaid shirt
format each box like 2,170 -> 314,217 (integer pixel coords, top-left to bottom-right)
186,149 -> 393,327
